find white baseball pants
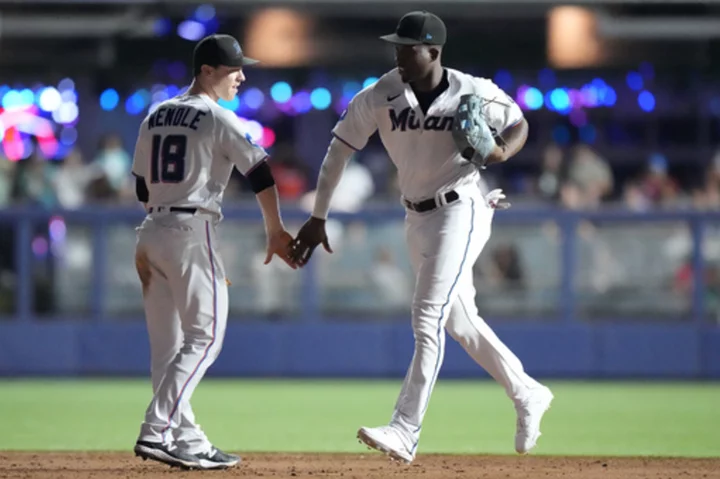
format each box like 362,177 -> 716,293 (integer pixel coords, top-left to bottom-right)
134,213 -> 228,454
390,185 -> 542,451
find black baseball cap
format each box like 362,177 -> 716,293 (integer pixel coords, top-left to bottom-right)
380,11 -> 447,46
192,34 -> 258,74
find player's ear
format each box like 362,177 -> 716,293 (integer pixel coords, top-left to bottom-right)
201,64 -> 214,78
429,47 -> 441,62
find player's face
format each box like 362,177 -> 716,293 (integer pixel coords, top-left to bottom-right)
211,66 -> 245,102
395,45 -> 434,83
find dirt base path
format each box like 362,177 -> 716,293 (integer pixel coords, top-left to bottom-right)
1,452 -> 718,479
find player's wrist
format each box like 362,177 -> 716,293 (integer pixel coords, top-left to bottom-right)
264,219 -> 286,235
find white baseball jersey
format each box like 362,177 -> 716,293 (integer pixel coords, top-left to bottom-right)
332,68 -> 523,202
132,93 -> 268,216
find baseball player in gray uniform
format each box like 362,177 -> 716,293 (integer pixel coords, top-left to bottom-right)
290,11 -> 553,464
131,34 -> 295,470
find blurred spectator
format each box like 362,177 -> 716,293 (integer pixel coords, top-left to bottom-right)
0,154 -> 17,208
559,180 -> 587,210
536,143 -> 565,202
11,139 -> 57,208
53,148 -> 94,209
638,153 -> 680,208
673,258 -> 720,315
692,151 -> 720,210
369,247 -> 412,309
486,244 -> 525,290
623,181 -> 653,212
566,144 -> 613,208
268,143 -> 309,201
88,133 -> 133,202
299,155 -> 375,213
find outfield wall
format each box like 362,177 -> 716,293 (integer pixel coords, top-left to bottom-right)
1,320 -> 720,378
0,206 -> 718,378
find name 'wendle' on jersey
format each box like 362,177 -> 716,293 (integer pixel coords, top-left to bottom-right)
148,105 -> 207,131
389,107 -> 454,132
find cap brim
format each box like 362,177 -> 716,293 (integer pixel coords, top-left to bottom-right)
379,33 -> 422,45
224,56 -> 260,67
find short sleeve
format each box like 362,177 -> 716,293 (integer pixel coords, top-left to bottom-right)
215,108 -> 269,175
332,87 -> 377,151
474,78 -> 524,135
131,120 -> 149,177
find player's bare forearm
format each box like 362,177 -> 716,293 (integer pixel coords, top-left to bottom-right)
255,186 -> 285,234
486,118 -> 529,166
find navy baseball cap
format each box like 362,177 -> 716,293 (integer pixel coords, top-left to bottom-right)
193,34 -> 258,73
380,11 -> 447,46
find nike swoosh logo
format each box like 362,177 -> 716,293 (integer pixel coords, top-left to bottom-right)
387,93 -> 402,102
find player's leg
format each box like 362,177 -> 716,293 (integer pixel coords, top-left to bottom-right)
445,270 -> 553,453
358,193 -> 490,462
136,247 -> 183,393
137,218 -> 237,469
133,226 -> 201,469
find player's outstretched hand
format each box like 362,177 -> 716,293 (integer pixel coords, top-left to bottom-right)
289,216 -> 333,267
264,229 -> 297,269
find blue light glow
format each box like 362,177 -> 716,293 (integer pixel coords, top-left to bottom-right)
270,82 -> 293,103
177,20 -> 205,41
493,70 -> 513,90
638,90 -> 655,112
549,88 -> 570,112
58,78 -> 75,92
218,96 -> 240,111
243,88 -> 265,110
2,90 -> 24,109
602,87 -> 617,107
194,4 -> 216,21
626,71 -> 643,91
310,88 -> 332,110
125,91 -> 147,115
523,87 -> 543,110
291,91 -> 313,114
342,82 -> 362,98
153,18 -> 172,36
99,89 -> 119,111
363,77 -> 379,89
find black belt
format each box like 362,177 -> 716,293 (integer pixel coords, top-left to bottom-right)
148,206 -> 198,214
403,190 -> 459,213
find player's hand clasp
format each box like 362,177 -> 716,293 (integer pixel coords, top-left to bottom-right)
265,229 -> 297,270
289,217 -> 333,267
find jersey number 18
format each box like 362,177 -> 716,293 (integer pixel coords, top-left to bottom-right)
150,134 -> 187,184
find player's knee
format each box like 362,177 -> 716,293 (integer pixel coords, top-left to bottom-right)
411,312 -> 442,347
181,333 -> 214,352
445,320 -> 471,348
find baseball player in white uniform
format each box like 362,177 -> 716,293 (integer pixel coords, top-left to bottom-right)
131,34 -> 295,470
290,11 -> 553,464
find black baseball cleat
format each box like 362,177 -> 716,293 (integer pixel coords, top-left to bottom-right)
133,440 -> 200,470
194,446 -> 241,469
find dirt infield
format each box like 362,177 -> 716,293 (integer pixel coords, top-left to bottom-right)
1,452 -> 719,479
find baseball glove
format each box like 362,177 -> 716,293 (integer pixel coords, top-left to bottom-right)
451,94 -> 496,169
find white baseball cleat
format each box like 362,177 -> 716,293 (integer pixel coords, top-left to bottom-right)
514,385 -> 554,454
357,425 -> 415,464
